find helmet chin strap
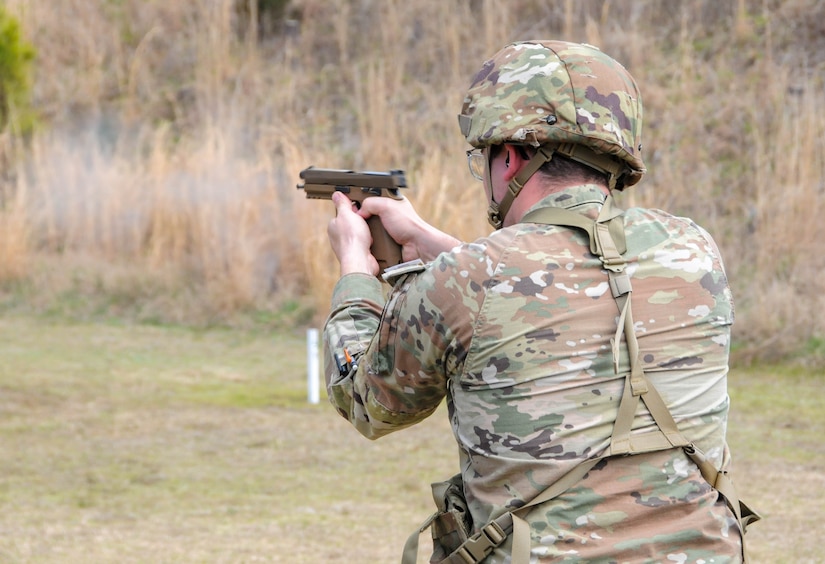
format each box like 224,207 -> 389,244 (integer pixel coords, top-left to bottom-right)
485,143 -> 625,229
486,145 -> 557,229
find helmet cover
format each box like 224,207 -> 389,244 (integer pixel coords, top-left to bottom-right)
459,40 -> 646,188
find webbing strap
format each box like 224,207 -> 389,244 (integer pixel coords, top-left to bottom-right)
554,143 -> 626,191
402,511 -> 436,564
438,457 -> 603,564
409,197 -> 758,564
512,197 -> 756,560
491,143 -> 626,230
681,443 -> 759,531
521,196 -> 626,259
523,196 -> 686,457
608,296 -> 689,456
491,146 -> 556,229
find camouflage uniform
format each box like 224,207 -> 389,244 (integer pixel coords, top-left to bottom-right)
323,41 -> 745,562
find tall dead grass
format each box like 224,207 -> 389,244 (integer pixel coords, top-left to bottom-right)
0,0 -> 822,361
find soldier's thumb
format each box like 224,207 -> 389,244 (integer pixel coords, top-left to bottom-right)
331,191 -> 354,213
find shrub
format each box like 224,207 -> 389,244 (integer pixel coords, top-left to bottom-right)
0,6 -> 35,133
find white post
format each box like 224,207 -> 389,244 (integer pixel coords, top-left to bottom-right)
307,328 -> 320,404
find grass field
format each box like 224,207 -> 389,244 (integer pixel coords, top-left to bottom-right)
0,315 -> 821,563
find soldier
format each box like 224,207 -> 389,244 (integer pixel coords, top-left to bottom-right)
323,40 -> 756,562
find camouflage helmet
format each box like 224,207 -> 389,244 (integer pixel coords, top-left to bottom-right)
458,40 -> 646,191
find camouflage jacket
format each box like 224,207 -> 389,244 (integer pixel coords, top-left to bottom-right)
324,184 -> 743,562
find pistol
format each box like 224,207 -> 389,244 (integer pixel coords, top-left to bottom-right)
297,167 -> 407,276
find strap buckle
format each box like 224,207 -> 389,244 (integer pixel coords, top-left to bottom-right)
455,521 -> 507,563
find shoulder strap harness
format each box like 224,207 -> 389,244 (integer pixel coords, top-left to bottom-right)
403,195 -> 759,564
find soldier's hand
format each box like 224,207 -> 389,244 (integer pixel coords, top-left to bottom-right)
359,196 -> 462,263
328,192 -> 380,276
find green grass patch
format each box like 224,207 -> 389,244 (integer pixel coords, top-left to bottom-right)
728,364 -> 824,466
0,315 -> 314,411
0,316 -> 820,562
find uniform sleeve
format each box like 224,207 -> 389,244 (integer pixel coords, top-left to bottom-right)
322,267 -> 453,440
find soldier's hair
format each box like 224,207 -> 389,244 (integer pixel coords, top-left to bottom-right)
509,145 -> 608,187
537,153 -> 608,186
488,143 -> 610,190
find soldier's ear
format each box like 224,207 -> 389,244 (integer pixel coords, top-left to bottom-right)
502,144 -> 528,181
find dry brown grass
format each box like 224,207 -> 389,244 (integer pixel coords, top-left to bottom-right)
0,0 -> 822,360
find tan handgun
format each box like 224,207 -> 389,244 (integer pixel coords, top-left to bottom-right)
297,167 -> 407,276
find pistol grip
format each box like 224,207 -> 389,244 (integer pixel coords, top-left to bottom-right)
366,216 -> 402,276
